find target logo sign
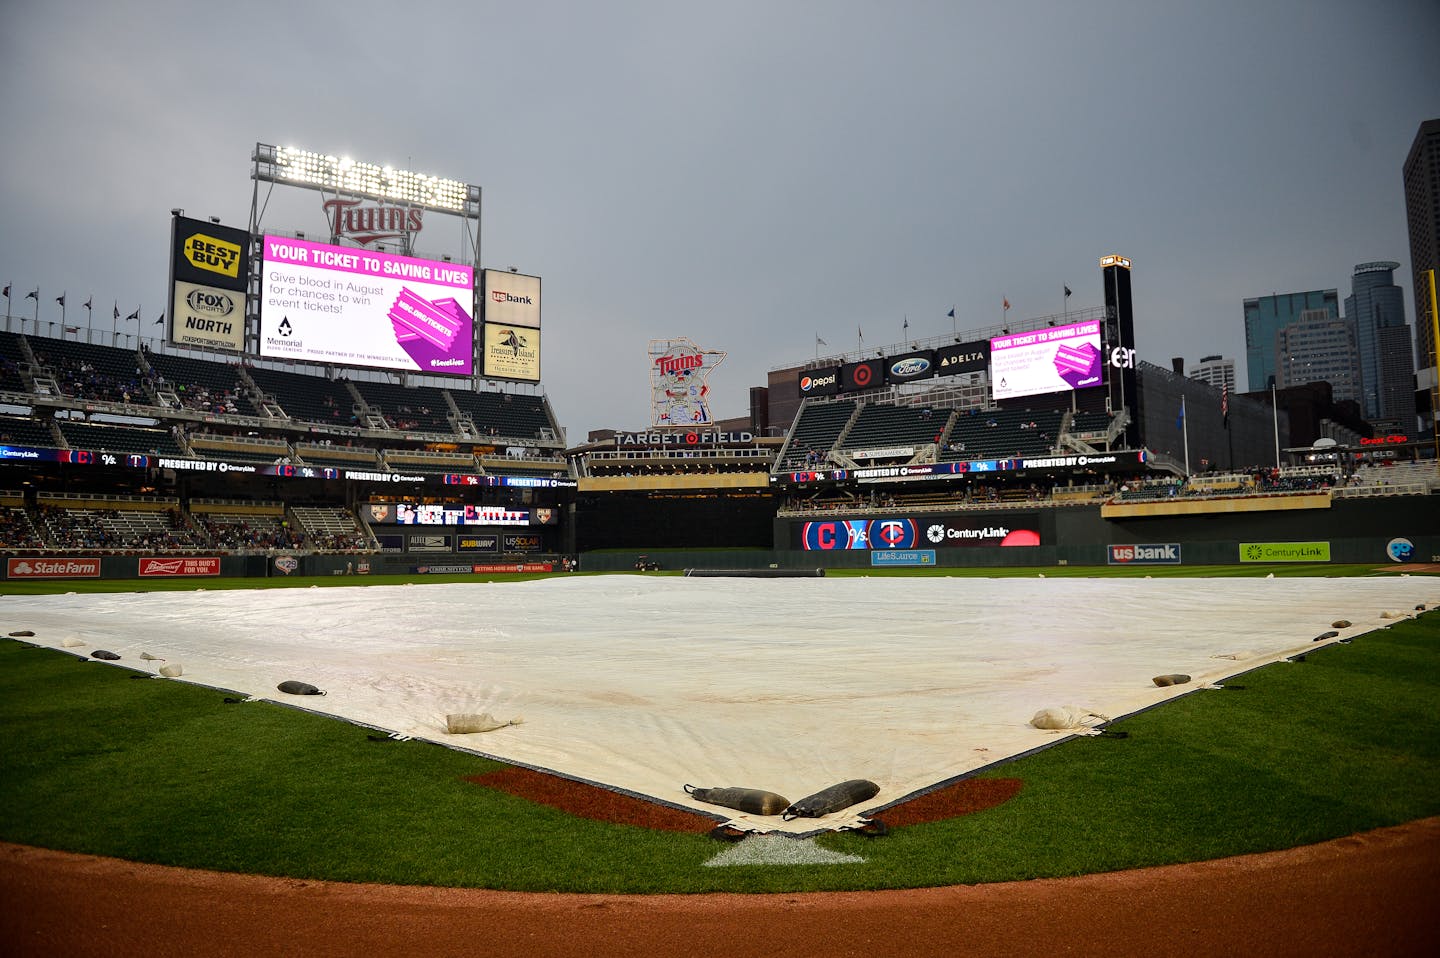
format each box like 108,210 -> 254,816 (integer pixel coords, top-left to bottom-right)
844,360 -> 880,392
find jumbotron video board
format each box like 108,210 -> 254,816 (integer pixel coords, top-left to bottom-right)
259,235 -> 475,375
990,319 -> 1103,401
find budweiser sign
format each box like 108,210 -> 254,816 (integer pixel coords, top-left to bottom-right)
138,557 -> 222,577
321,197 -> 423,245
7,558 -> 101,579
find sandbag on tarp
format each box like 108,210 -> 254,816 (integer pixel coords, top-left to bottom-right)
684,784 -> 791,816
1030,706 -> 1109,730
159,663 -> 183,678
782,779 -> 880,820
277,680 -> 326,696
1152,673 -> 1191,687
445,712 -> 522,734
8,630 -> 35,637
91,650 -> 121,660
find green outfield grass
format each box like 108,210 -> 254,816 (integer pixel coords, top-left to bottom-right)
1,570 -> 1437,893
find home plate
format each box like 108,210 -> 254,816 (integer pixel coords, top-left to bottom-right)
703,835 -> 867,867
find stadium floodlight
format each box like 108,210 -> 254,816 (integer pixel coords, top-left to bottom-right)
251,143 -> 480,218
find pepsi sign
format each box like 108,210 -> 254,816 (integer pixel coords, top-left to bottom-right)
797,366 -> 841,397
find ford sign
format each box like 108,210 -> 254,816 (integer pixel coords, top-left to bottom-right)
889,357 -> 931,377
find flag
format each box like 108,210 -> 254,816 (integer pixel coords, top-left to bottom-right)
1221,384 -> 1229,427
154,312 -> 165,325
84,296 -> 93,312
1064,285 -> 1072,298
858,325 -> 863,341
903,316 -> 909,330
126,308 -> 140,321
816,335 -> 827,346
947,307 -> 955,318
26,288 -> 38,300
55,293 -> 65,307
2,285 -> 9,298
1003,297 -> 1010,311
1176,396 -> 1186,431
113,302 -> 119,320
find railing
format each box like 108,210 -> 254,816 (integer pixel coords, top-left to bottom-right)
1332,482 -> 1430,498
36,491 -> 179,506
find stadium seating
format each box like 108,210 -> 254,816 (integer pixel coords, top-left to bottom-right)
0,332 -> 30,393
28,338 -> 145,404
448,388 -> 556,440
33,495 -> 204,551
943,408 -> 1062,460
57,421 -> 185,458
245,366 -> 361,426
778,400 -> 856,469
289,505 -> 371,551
0,415 -> 60,448
842,402 -> 948,451
1068,410 -> 1111,435
351,380 -> 455,433
143,350 -> 253,415
190,502 -> 299,551
0,492 -> 45,550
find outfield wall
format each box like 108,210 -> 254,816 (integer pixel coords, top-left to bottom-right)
770,495 -> 1439,570
5,496 -> 1434,579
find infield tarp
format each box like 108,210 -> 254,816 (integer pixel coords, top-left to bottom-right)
5,576 -> 1436,833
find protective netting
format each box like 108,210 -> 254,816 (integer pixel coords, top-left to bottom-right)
6,575 -> 1436,833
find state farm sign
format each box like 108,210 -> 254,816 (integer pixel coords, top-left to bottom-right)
7,557 -> 102,579
138,557 -> 221,577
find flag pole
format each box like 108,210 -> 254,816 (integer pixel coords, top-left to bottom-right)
1181,396 -> 1190,475
1272,382 -> 1281,469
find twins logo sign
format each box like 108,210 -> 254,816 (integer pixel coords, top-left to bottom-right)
801,518 -> 918,551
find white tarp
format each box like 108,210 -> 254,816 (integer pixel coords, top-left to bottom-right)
5,575 -> 1436,833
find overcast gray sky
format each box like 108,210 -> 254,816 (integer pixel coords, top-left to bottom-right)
2,0 -> 1437,440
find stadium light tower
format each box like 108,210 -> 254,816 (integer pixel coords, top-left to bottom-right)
249,143 -> 481,268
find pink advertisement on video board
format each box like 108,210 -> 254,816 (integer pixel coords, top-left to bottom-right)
990,320 -> 1102,401
260,235 -> 474,375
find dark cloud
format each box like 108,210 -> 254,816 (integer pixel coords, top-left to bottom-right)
3,0 -> 1437,439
